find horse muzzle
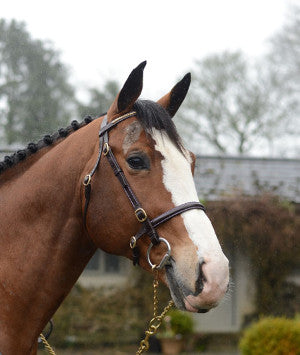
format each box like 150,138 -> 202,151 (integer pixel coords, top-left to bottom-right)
165,256 -> 229,313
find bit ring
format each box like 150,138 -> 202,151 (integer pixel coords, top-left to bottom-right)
147,237 -> 171,270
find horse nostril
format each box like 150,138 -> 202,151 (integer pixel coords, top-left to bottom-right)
195,261 -> 206,295
198,308 -> 209,313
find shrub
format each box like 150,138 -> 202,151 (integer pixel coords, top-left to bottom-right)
159,309 -> 194,338
239,317 -> 300,355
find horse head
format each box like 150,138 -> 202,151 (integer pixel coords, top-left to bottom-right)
84,61 -> 229,313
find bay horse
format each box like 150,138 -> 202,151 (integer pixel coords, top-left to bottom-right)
0,61 -> 229,354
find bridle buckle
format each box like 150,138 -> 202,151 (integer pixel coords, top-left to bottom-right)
83,174 -> 91,186
103,143 -> 110,156
135,208 -> 147,222
129,236 -> 137,249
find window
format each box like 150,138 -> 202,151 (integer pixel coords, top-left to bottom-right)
104,253 -> 120,273
85,250 -> 121,274
85,250 -> 101,271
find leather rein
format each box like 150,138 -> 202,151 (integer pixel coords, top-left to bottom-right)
83,112 -> 205,268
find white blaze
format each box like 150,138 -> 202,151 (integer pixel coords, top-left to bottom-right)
151,130 -> 224,260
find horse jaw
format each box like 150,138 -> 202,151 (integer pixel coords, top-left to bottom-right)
151,130 -> 229,312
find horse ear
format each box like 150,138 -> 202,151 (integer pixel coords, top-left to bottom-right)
157,73 -> 191,117
107,61 -> 146,118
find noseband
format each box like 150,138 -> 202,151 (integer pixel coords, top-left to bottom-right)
83,112 -> 205,268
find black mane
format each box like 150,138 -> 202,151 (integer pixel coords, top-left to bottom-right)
133,100 -> 184,152
0,115 -> 96,175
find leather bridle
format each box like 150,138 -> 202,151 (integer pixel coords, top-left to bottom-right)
83,111 -> 206,268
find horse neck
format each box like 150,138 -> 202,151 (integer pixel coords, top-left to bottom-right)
0,120 -> 100,353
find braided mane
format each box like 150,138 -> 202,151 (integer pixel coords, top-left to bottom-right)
0,115 -> 101,176
0,100 -> 184,176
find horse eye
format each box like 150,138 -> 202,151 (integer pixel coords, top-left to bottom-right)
127,155 -> 149,170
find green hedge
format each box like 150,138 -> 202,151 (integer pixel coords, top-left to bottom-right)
239,317 -> 300,355
159,309 -> 194,338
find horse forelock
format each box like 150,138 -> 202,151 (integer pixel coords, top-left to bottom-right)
133,100 -> 184,154
0,115 -> 102,178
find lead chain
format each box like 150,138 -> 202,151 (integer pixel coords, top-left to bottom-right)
153,268 -> 159,317
39,333 -> 56,355
136,267 -> 174,355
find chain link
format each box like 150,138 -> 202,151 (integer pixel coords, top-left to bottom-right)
39,333 -> 56,355
152,268 -> 159,317
136,266 -> 174,355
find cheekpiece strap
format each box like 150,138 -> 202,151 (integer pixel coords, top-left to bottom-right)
83,111 -> 137,230
83,115 -> 108,228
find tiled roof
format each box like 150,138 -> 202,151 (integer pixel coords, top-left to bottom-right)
194,155 -> 300,202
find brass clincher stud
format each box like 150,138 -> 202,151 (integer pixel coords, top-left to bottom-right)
135,208 -> 147,222
129,236 -> 137,249
83,174 -> 92,186
103,143 -> 110,156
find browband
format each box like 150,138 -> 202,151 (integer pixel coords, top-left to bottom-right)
99,111 -> 137,137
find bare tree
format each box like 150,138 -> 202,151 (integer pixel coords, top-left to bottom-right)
265,4 -> 300,155
176,51 -> 289,155
269,4 -> 300,94
77,80 -> 119,118
0,19 -> 75,144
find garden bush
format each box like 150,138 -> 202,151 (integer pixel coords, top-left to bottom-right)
168,309 -> 194,336
159,309 -> 194,338
239,317 -> 300,355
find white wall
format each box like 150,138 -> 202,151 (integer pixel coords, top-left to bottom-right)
194,249 -> 255,333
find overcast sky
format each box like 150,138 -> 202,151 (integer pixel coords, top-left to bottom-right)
1,0 -> 295,99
